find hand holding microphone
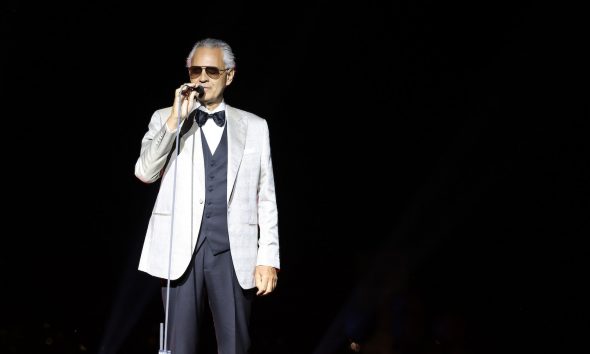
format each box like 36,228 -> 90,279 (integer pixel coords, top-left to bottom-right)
181,84 -> 205,97
166,84 -> 205,130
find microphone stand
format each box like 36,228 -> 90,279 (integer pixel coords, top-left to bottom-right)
159,85 -> 203,354
158,88 -> 183,354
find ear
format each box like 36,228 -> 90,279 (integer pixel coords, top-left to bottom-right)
225,68 -> 235,86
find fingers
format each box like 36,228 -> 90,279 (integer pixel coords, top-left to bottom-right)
188,89 -> 197,102
255,271 -> 266,295
256,280 -> 275,296
166,84 -> 196,130
180,83 -> 198,97
255,267 -> 277,296
174,84 -> 196,101
172,84 -> 197,119
257,276 -> 274,296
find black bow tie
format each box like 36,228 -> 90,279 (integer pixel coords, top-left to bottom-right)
196,109 -> 225,127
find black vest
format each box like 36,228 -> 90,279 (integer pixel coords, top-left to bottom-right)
197,126 -> 230,255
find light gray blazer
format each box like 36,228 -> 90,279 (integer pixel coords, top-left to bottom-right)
134,104 -> 280,289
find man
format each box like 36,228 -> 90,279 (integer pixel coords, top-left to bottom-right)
134,38 -> 280,354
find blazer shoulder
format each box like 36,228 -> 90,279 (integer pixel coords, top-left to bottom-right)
144,106 -> 173,127
228,105 -> 267,126
153,106 -> 173,119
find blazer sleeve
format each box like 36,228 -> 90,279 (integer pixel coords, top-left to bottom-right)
255,120 -> 281,270
134,108 -> 177,183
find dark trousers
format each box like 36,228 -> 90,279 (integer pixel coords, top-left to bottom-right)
162,239 -> 254,354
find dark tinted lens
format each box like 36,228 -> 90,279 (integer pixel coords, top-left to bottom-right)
205,67 -> 221,78
189,67 -> 203,78
189,66 -> 222,79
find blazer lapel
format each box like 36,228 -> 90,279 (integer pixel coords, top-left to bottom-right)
226,105 -> 247,203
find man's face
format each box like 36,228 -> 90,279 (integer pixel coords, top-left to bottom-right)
188,47 -> 234,106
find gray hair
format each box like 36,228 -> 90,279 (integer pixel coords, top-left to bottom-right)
185,38 -> 236,69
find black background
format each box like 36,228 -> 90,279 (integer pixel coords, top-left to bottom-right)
1,1 -> 588,353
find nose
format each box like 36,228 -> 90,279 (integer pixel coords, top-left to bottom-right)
198,71 -> 209,82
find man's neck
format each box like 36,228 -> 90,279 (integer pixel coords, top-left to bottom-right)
200,99 -> 223,112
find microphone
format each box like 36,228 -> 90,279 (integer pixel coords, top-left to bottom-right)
182,85 -> 205,98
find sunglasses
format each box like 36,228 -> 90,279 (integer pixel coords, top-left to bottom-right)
188,66 -> 231,80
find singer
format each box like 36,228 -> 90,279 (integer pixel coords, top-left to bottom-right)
134,38 -> 280,354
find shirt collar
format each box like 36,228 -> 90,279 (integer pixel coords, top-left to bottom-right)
196,100 -> 226,114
